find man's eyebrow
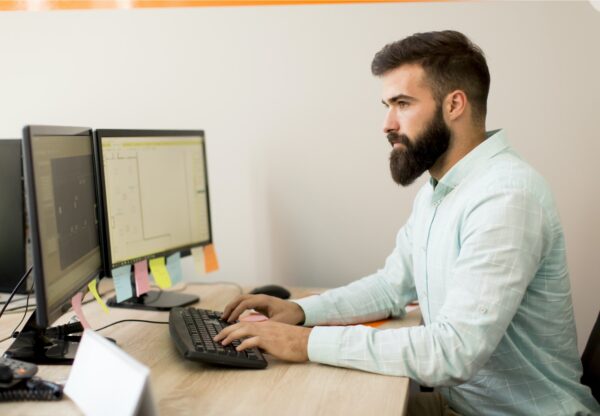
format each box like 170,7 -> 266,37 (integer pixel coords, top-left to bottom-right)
382,94 -> 417,106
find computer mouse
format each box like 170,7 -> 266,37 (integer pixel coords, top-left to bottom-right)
249,284 -> 291,299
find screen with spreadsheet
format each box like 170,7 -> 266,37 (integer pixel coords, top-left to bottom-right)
96,130 -> 212,268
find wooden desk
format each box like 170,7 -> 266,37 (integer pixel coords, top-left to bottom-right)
0,282 -> 421,415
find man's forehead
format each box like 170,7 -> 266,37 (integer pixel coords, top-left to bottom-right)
381,64 -> 430,101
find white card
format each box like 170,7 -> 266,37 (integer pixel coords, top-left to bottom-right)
64,330 -> 157,416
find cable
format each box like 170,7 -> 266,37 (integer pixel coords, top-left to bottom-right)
95,319 -> 168,332
0,304 -> 37,314
0,266 -> 32,321
0,294 -> 30,305
0,280 -> 32,343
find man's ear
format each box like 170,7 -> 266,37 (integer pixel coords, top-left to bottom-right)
444,90 -> 468,122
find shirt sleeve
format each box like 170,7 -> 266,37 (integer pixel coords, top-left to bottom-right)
302,187 -> 552,386
292,210 -> 418,327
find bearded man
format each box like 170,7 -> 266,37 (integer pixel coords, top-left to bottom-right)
215,31 -> 600,416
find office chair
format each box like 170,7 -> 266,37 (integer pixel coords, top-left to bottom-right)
581,310 -> 600,403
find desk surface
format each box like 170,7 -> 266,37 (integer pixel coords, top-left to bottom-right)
0,282 -> 421,415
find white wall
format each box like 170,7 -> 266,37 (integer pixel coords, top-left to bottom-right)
0,1 -> 598,352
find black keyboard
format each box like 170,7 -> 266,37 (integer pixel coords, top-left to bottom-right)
169,307 -> 268,369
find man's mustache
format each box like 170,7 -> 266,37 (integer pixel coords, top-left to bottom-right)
387,133 -> 410,147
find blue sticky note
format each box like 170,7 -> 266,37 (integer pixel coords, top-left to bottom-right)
112,264 -> 133,303
167,252 -> 183,285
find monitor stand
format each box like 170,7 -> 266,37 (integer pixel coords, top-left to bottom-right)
4,312 -> 87,365
106,290 -> 198,311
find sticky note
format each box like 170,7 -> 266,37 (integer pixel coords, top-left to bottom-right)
112,264 -> 133,303
71,292 -> 91,329
88,279 -> 109,314
203,244 -> 219,273
191,246 -> 206,276
134,260 -> 151,296
166,252 -> 183,285
149,257 -> 172,289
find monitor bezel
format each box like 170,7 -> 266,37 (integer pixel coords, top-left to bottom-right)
22,125 -> 103,328
94,129 -> 213,271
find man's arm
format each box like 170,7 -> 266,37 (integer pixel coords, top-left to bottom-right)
215,208 -> 418,362
293,211 -> 418,326
221,205 -> 419,326
307,187 -> 552,385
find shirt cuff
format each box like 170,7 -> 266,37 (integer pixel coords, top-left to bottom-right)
291,295 -> 327,327
306,325 -> 347,366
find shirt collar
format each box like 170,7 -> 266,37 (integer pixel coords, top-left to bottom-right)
429,129 -> 508,204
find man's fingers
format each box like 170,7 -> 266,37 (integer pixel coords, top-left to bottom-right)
213,322 -> 238,342
226,300 -> 253,323
236,336 -> 260,352
221,326 -> 254,346
215,322 -> 256,346
222,295 -> 249,320
227,296 -> 266,322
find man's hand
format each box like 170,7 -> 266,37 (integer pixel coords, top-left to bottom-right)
221,294 -> 305,325
214,320 -> 312,362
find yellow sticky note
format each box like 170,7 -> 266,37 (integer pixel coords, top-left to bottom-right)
88,279 -> 109,314
191,247 -> 206,276
149,257 -> 172,289
203,244 -> 219,273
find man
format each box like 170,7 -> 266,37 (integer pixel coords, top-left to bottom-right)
215,31 -> 600,415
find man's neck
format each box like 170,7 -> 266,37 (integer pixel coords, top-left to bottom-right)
429,128 -> 487,181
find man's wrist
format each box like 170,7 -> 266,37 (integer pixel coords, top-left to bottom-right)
293,302 -> 306,325
301,327 -> 312,361
290,295 -> 322,326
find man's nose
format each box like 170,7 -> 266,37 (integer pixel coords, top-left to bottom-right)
382,108 -> 399,134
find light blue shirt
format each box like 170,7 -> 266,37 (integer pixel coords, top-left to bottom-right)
294,130 -> 600,415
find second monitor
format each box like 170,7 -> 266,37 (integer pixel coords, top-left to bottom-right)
95,129 -> 212,309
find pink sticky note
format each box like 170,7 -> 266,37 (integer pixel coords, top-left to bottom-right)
240,312 -> 269,322
134,260 -> 151,296
71,292 -> 91,329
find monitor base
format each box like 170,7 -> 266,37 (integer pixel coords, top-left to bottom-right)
3,312 -> 108,365
107,290 -> 199,311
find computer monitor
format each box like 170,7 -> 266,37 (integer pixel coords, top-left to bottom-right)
5,125 -> 103,364
95,129 -> 212,310
0,139 -> 29,294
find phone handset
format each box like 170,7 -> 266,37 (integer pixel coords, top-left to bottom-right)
0,356 -> 63,401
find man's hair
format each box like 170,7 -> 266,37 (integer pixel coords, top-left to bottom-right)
372,30 -> 490,125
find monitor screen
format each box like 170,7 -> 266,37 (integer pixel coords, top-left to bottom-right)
95,130 -> 212,269
23,125 -> 102,327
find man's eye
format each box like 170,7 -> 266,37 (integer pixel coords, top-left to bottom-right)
397,101 -> 409,108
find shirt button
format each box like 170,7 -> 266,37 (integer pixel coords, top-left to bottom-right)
478,306 -> 488,314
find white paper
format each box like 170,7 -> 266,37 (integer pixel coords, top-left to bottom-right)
64,330 -> 157,416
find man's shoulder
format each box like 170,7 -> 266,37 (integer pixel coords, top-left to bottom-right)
467,150 -> 552,200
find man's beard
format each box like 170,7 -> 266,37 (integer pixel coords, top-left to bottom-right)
388,105 -> 451,186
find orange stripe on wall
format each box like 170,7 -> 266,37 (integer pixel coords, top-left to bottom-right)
45,1 -> 118,9
0,1 -> 27,10
0,0 -> 450,12
0,0 -> 118,10
132,0 -> 450,8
